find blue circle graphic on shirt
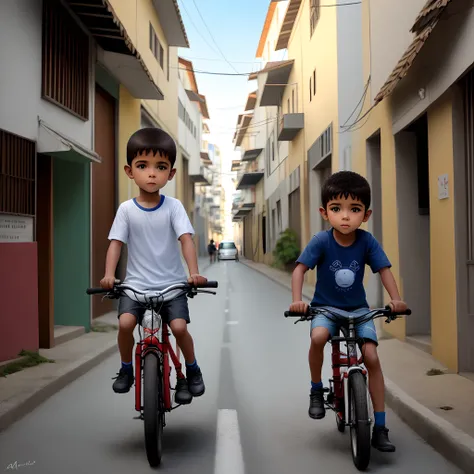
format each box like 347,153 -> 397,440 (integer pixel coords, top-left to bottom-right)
334,269 -> 356,288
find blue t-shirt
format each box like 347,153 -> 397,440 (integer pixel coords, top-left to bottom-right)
296,229 -> 391,311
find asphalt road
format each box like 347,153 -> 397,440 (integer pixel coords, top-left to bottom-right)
0,262 -> 462,473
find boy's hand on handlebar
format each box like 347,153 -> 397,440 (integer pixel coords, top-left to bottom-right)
388,300 -> 408,313
289,301 -> 309,314
188,274 -> 208,287
100,275 -> 116,289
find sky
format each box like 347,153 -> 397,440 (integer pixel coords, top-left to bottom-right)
176,0 -> 274,239
176,0 -> 271,169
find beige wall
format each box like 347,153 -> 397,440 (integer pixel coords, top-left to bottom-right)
427,91 -> 458,371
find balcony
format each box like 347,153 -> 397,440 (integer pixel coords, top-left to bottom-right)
190,165 -> 212,186
232,203 -> 255,222
236,171 -> 264,190
242,148 -> 263,161
278,113 -> 304,141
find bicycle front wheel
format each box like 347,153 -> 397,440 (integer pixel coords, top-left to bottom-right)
143,352 -> 164,467
349,371 -> 371,471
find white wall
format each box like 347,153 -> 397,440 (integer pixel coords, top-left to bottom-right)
178,81 -> 202,174
369,0 -> 426,104
0,0 -> 94,149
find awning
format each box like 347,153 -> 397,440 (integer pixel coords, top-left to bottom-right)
236,172 -> 264,190
231,160 -> 242,171
152,0 -> 189,47
245,91 -> 257,111
66,0 -> 164,100
243,148 -> 263,161
200,152 -> 212,165
250,61 -> 294,107
186,89 -> 202,102
374,0 -> 452,104
234,114 -> 253,147
275,0 -> 303,51
37,119 -> 101,164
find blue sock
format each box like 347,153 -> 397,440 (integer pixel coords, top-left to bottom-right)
122,361 -> 133,373
186,359 -> 199,372
374,411 -> 386,427
311,381 -> 323,392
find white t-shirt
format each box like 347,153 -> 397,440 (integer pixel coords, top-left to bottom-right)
108,195 -> 194,291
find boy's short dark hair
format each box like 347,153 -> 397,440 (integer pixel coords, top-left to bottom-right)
126,127 -> 177,167
321,171 -> 371,210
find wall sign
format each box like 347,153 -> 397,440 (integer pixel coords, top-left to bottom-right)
437,174 -> 449,200
0,215 -> 34,242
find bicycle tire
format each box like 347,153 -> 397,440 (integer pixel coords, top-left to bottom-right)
143,353 -> 164,467
349,371 -> 371,471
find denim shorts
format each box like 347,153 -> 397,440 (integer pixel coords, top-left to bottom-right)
310,306 -> 378,345
118,293 -> 190,325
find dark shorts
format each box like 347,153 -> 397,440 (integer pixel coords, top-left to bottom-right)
117,293 -> 190,325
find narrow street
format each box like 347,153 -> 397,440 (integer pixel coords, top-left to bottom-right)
0,262 -> 461,473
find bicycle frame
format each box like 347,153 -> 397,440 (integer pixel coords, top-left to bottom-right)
134,317 -> 184,413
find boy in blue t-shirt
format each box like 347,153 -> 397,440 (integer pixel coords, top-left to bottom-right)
290,171 -> 408,453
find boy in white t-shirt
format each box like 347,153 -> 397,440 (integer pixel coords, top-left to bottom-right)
100,127 -> 208,405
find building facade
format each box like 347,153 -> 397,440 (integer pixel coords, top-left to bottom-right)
352,0 -> 474,374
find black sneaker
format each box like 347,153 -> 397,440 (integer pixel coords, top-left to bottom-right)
371,425 -> 396,452
309,389 -> 326,419
112,368 -> 134,393
187,368 -> 205,397
175,377 -> 193,405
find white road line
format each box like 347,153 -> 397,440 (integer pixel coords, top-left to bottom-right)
214,409 -> 245,474
227,321 -> 239,325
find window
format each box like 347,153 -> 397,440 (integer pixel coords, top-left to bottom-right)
310,0 -> 320,36
271,133 -> 275,161
309,78 -> 312,102
149,22 -> 164,70
288,98 -> 290,113
313,69 -> 316,95
219,242 -> 236,250
276,200 -> 282,235
0,129 -> 36,217
292,89 -> 295,112
42,0 -> 89,120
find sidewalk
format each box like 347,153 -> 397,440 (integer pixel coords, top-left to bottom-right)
240,258 -> 474,473
0,257 -> 210,434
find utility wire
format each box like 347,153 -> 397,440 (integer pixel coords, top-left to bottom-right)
189,0 -> 241,74
178,0 -> 221,58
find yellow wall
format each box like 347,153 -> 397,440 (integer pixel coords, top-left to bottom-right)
283,0 -> 339,286
427,92 -> 458,371
118,86 -> 141,204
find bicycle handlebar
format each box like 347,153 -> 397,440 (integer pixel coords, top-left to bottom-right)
86,280 -> 218,296
284,305 -> 411,323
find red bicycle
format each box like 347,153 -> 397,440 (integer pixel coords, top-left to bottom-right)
87,280 -> 218,467
284,305 -> 411,471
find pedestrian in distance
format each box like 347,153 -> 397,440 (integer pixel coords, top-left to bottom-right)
100,127 -> 208,405
208,239 -> 217,264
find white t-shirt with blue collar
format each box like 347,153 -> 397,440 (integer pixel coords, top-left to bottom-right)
108,195 -> 194,291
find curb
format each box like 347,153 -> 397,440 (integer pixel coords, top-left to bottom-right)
241,259 -> 474,473
0,337 -> 118,434
385,379 -> 474,473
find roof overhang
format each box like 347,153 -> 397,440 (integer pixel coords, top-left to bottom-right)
67,0 -> 164,100
37,119 -> 101,164
198,94 -> 210,119
234,114 -> 253,147
243,148 -> 263,161
276,0 -> 303,51
200,152 -> 212,165
256,1 -> 278,57
186,89 -> 202,102
374,0 -> 452,104
259,61 -> 294,106
236,172 -> 264,190
245,91 -> 258,111
152,0 -> 189,47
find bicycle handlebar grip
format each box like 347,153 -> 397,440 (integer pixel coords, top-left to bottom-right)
284,311 -> 305,317
195,281 -> 218,288
86,287 -> 109,295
